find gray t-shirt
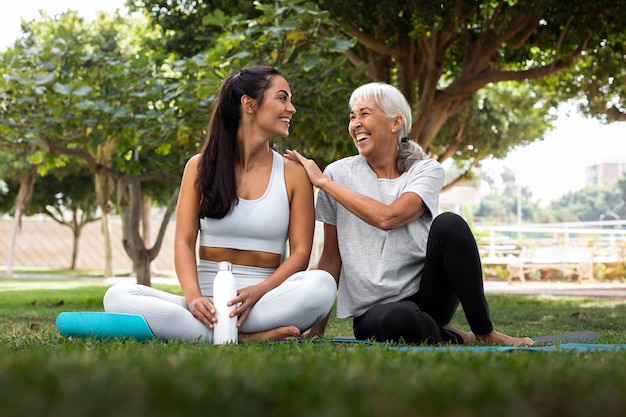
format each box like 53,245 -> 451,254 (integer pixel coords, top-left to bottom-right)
316,155 -> 444,318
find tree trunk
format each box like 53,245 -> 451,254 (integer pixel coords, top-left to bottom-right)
95,169 -> 115,278
141,194 -> 152,245
118,177 -> 179,286
4,169 -> 37,278
94,141 -> 117,278
119,179 -> 151,286
141,194 -> 160,276
70,221 -> 80,270
133,250 -> 152,287
5,212 -> 20,279
100,210 -> 114,277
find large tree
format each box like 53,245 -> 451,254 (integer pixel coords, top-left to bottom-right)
135,0 -> 626,179
0,11 -> 200,284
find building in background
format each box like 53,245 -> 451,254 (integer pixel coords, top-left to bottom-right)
585,162 -> 626,187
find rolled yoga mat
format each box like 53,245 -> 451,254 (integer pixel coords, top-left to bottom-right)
56,312 -> 155,341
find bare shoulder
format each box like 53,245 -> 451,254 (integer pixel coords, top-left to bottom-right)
182,153 -> 201,173
186,153 -> 201,167
282,154 -> 310,181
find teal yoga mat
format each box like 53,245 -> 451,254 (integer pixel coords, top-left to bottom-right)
390,343 -> 626,353
332,331 -> 600,346
56,312 -> 155,341
329,331 -> 626,353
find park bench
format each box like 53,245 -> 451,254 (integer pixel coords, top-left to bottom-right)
506,246 -> 594,283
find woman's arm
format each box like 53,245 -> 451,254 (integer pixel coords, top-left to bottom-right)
285,149 -> 426,230
230,157 -> 316,326
174,155 -> 215,328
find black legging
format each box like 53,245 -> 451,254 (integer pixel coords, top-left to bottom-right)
352,212 -> 494,344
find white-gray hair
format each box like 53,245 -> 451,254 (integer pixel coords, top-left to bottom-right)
349,82 -> 428,173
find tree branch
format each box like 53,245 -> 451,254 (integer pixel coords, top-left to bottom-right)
441,155 -> 481,192
148,186 -> 179,259
344,24 -> 392,57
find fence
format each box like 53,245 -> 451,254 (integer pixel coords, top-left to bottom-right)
475,220 -> 626,265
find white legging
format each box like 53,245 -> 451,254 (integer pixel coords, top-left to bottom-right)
103,261 -> 337,343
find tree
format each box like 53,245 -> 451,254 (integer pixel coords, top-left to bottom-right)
133,0 -> 370,168
0,148 -> 39,277
0,11 -> 199,284
131,0 -> 260,58
548,182 -> 626,222
474,166 -> 545,223
312,0 -> 616,147
133,0 -> 624,182
27,165 -> 100,270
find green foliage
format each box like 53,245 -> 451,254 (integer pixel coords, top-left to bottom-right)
132,0 -> 260,57
172,0 -> 368,168
131,0 -> 626,180
475,170 -> 626,223
26,164 -> 98,218
548,180 -> 626,222
0,10 -> 198,181
435,82 -> 559,166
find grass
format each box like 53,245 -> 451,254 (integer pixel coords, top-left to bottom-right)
1,274 -> 626,417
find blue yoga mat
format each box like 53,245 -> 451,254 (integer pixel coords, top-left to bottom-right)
390,343 -> 626,353
56,312 -> 155,341
332,331 -> 600,346
330,331 -> 626,352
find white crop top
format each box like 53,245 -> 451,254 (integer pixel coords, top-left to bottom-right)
199,150 -> 290,255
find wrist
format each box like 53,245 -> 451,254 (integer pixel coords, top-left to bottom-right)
315,176 -> 330,191
186,293 -> 204,305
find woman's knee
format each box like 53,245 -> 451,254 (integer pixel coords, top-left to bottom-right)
431,212 -> 474,241
302,270 -> 337,311
292,270 -> 336,303
103,283 -> 145,311
432,212 -> 465,230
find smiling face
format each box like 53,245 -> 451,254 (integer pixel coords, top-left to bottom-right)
348,96 -> 401,161
251,75 -> 296,139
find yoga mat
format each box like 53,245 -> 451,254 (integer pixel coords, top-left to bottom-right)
388,343 -> 626,353
332,331 -> 600,346
533,331 -> 598,345
56,312 -> 155,341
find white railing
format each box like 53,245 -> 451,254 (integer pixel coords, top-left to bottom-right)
475,220 -> 626,264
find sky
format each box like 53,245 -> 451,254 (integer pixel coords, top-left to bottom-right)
3,1 -> 626,205
0,0 -> 127,51
481,105 -> 626,205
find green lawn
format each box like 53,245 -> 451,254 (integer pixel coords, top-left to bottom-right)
1,276 -> 625,417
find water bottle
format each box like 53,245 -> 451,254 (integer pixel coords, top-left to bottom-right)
212,261 -> 238,345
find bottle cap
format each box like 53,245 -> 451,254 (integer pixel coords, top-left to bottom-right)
217,261 -> 232,271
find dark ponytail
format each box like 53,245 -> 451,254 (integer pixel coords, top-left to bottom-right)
196,66 -> 282,219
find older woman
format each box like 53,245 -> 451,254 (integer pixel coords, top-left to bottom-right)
287,82 -> 532,346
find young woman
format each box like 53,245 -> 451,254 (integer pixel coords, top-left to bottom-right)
287,82 -> 533,346
104,66 -> 337,343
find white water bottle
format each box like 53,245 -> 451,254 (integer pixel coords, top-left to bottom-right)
212,261 -> 238,345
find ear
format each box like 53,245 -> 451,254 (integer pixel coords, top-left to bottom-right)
391,115 -> 403,133
241,95 -> 256,114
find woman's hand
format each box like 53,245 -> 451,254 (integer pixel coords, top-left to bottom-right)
229,284 -> 265,327
284,149 -> 326,188
188,296 -> 216,328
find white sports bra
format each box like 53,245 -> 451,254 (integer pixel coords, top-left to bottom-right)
198,150 -> 290,255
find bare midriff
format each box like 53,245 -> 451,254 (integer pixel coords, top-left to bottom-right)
199,246 -> 282,269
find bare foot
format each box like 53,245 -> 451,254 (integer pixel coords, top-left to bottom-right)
476,330 -> 534,346
443,325 -> 477,344
238,325 -> 301,343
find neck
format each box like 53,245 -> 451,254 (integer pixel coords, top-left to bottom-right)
238,143 -> 272,172
365,153 -> 400,179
